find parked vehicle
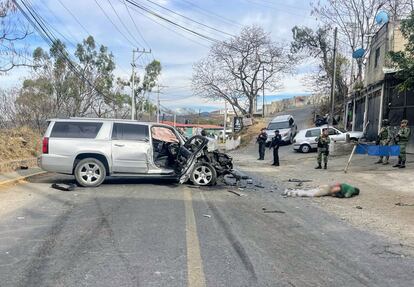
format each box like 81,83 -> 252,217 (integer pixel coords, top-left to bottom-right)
265,115 -> 297,145
39,119 -> 233,187
293,125 -> 363,153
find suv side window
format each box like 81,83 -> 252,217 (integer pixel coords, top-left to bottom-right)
50,122 -> 103,138
305,129 -> 321,137
289,118 -> 294,126
112,123 -> 149,141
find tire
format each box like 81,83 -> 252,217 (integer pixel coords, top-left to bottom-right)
74,158 -> 106,187
190,162 -> 217,186
300,144 -> 311,153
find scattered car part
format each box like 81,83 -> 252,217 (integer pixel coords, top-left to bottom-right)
263,210 -> 285,214
227,190 -> 242,196
51,183 -> 76,191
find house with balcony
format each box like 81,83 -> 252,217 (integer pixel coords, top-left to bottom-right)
345,20 -> 413,152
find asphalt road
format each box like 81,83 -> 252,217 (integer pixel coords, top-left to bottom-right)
1,108 -> 413,286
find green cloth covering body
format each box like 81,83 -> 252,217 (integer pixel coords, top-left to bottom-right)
333,183 -> 360,198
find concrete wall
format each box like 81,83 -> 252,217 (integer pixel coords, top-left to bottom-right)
365,21 -> 407,86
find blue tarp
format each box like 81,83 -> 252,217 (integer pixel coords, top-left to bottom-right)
355,144 -> 400,156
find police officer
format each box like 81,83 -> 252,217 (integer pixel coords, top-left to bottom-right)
375,119 -> 391,165
269,130 -> 282,166
315,128 -> 330,169
393,119 -> 411,168
256,128 -> 268,160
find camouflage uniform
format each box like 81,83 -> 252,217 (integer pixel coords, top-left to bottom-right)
315,134 -> 330,169
394,120 -> 411,168
376,126 -> 391,164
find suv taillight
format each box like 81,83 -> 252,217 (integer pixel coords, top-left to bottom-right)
42,137 -> 49,154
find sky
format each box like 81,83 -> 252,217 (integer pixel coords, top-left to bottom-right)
1,0 -> 319,113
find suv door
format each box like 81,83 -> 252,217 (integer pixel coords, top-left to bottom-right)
111,123 -> 150,173
177,135 -> 209,183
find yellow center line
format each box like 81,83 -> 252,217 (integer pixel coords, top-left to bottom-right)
184,187 -> 206,287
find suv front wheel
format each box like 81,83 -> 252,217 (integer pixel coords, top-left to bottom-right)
74,158 -> 106,187
190,162 -> 217,186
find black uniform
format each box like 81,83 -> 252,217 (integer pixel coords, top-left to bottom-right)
257,132 -> 268,160
270,134 -> 282,166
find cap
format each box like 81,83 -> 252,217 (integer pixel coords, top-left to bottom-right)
275,130 -> 279,133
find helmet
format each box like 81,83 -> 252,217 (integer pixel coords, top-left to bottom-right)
275,130 -> 279,133
401,119 -> 408,125
382,119 -> 389,126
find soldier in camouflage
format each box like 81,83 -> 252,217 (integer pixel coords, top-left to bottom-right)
393,119 -> 411,168
315,128 -> 331,170
375,119 -> 391,165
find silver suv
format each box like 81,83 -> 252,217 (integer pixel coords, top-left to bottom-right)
265,115 -> 297,144
40,119 -> 233,187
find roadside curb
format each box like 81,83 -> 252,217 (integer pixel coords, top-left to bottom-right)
0,170 -> 47,188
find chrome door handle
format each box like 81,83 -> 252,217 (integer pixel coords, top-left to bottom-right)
114,144 -> 125,147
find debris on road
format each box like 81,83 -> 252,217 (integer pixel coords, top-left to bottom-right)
263,210 -> 285,214
395,202 -> 414,207
203,214 -> 212,218
51,183 -> 76,192
356,206 -> 363,209
17,216 -> 25,220
227,190 -> 242,196
287,178 -> 313,183
247,179 -> 253,184
19,165 -> 28,170
254,184 -> 265,189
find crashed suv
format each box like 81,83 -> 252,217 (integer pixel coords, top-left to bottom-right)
39,119 -> 233,187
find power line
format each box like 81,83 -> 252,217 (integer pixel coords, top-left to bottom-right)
15,0 -> 121,107
93,0 -> 137,47
141,0 -> 235,37
121,0 -> 151,51
106,0 -> 143,47
55,0 -> 131,75
126,3 -> 211,48
124,0 -> 219,43
178,0 -> 242,27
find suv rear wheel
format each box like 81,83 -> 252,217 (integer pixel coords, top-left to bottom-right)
190,162 -> 217,186
74,158 -> 106,187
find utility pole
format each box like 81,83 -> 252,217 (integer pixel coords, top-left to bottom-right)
223,101 -> 228,144
155,84 -> 167,123
156,86 -> 161,123
330,27 -> 338,125
130,48 -> 151,120
262,66 -> 265,117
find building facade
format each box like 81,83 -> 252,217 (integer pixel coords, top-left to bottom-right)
345,20 -> 413,152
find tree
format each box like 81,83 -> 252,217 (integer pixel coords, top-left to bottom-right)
311,0 -> 387,83
192,25 -> 293,116
310,1 -> 414,91
0,0 -> 32,72
389,11 -> 414,91
117,59 -> 161,119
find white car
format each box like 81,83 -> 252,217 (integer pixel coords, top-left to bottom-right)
293,126 -> 363,153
